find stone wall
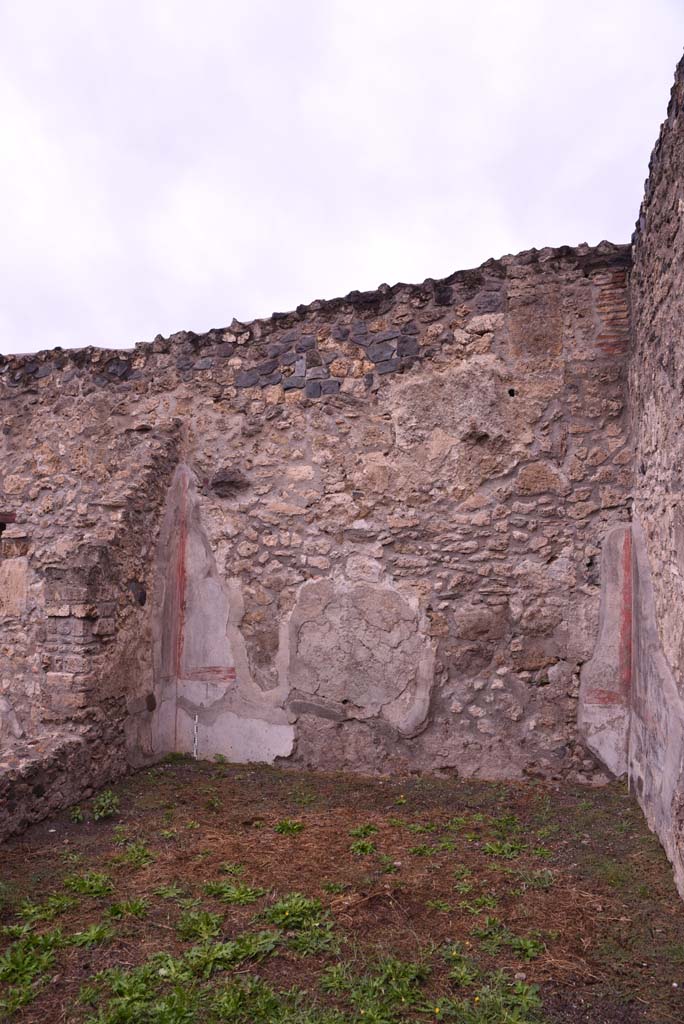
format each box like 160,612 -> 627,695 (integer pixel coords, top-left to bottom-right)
0,240 -> 633,834
628,54 -> 684,897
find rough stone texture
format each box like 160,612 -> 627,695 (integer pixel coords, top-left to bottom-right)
0,239 -> 634,838
628,54 -> 684,898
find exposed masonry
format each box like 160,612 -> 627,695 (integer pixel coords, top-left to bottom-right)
2,55 -> 684,901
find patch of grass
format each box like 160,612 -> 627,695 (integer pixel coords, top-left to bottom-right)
510,868 -> 556,892
204,881 -> 267,905
219,862 -> 245,876
114,839 -> 155,868
92,790 -> 120,821
350,839 -> 376,856
472,916 -> 546,961
409,843 -> 437,857
107,898 -> 148,919
69,805 -> 84,823
64,871 -> 114,898
426,898 -> 452,912
176,909 -> 222,941
69,923 -> 114,947
321,955 -> 430,1018
482,839 -> 527,860
274,819 -> 305,835
0,928 -> 66,1016
18,893 -> 77,923
349,823 -> 378,839
451,971 -> 544,1023
205,791 -> 221,812
461,893 -> 498,915
262,894 -> 325,930
211,975 -> 343,1024
153,883 -> 186,900
322,881 -> 347,894
378,854 -> 400,874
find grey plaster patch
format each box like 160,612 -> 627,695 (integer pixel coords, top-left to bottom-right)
578,525 -> 631,777
629,518 -> 684,899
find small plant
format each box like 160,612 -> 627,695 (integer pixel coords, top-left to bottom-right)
349,823 -> 378,839
115,840 -> 155,868
69,805 -> 84,823
350,839 -> 376,856
92,790 -> 120,821
426,898 -> 452,912
482,839 -> 526,860
472,916 -> 510,954
322,881 -> 346,894
219,861 -> 245,876
153,883 -> 185,900
112,824 -> 129,845
409,843 -> 436,857
204,881 -> 267,905
274,819 -> 305,835
512,868 -> 555,892
185,820 -> 200,830
461,893 -> 498,915
442,943 -> 480,987
160,828 -> 177,840
509,933 -> 546,961
64,871 -> 113,898
107,898 -> 148,919
406,822 -> 437,834
451,971 -> 544,1023
69,923 -> 114,947
205,791 -> 221,812
176,909 -> 222,941
378,854 -> 400,874
288,919 -> 339,956
19,893 -> 76,922
262,893 -> 324,930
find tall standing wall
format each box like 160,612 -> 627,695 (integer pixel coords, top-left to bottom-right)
629,54 -> 684,896
0,242 -> 633,835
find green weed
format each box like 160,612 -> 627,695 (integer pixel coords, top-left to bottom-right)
92,790 -> 120,821
204,881 -> 267,905
274,819 -> 305,835
64,871 -> 114,898
176,910 -> 222,941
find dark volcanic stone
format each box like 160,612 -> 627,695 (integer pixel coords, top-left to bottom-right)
236,368 -> 259,388
259,370 -> 282,387
376,358 -> 401,374
368,341 -> 396,363
283,375 -> 305,390
255,358 -> 279,375
211,467 -> 250,496
320,380 -> 341,395
305,380 -> 322,398
295,335 -> 316,352
397,337 -> 420,357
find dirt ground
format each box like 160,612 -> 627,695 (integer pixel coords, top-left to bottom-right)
1,759 -> 683,1023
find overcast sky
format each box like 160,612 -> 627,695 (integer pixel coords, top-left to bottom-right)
1,1 -> 683,354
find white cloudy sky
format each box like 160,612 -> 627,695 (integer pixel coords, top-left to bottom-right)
1,1 -> 683,353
